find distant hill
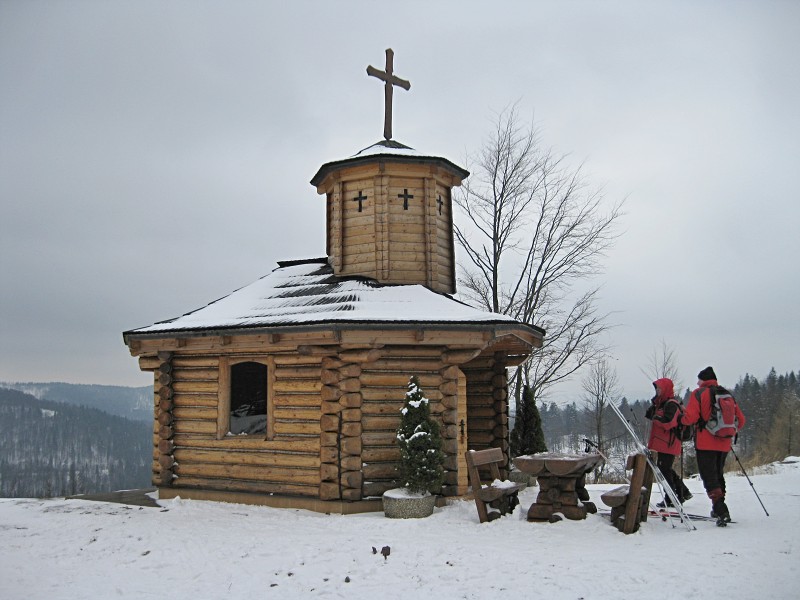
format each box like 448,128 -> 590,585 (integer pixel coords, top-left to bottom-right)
0,381 -> 152,422
0,388 -> 152,498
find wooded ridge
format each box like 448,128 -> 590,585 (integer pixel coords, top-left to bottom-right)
0,388 -> 151,498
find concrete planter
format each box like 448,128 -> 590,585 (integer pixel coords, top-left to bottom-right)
382,488 -> 437,519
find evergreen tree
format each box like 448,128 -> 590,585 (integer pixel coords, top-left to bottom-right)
396,376 -> 444,494
510,386 -> 547,457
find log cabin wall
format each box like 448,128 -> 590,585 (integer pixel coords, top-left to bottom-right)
358,346 -> 449,499
319,352 -> 367,502
134,333 -> 515,508
143,348 -> 324,498
462,352 -> 511,478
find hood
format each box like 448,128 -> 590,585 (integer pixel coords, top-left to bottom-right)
653,378 -> 675,401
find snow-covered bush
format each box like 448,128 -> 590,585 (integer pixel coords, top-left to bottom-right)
396,376 -> 444,494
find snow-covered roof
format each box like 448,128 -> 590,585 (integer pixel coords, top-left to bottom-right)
125,259 -> 541,338
310,140 -> 469,187
351,139 -> 427,158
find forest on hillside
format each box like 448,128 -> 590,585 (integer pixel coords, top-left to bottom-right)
0,388 -> 152,498
1,368 -> 796,497
0,381 -> 152,421
531,368 -> 799,478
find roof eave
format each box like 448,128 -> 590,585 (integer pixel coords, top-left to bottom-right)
123,319 -> 544,346
310,153 -> 470,189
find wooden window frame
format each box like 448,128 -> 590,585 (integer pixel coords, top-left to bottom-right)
217,355 -> 275,440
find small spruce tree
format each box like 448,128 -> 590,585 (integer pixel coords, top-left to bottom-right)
510,385 -> 548,458
396,376 -> 445,494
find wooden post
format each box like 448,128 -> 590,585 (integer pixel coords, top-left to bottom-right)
155,352 -> 174,487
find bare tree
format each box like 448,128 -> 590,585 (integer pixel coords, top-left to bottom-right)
640,339 -> 682,392
454,105 -> 623,405
581,359 -> 621,481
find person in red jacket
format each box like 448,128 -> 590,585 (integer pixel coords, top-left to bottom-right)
645,378 -> 691,506
681,366 -> 746,525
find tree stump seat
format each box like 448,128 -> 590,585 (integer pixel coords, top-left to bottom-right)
600,485 -> 634,508
465,448 -> 525,523
600,452 -> 654,534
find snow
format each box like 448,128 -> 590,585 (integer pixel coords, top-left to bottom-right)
2,458 -> 798,600
489,479 -> 520,489
351,140 -> 424,158
382,487 -> 431,499
129,261 -> 526,335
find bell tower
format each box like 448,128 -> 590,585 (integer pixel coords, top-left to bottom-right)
309,49 -> 469,294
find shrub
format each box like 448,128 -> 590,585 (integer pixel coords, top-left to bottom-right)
396,376 -> 445,494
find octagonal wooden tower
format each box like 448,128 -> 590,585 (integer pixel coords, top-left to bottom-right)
311,140 -> 468,294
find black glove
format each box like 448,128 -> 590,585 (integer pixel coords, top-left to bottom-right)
645,406 -> 655,420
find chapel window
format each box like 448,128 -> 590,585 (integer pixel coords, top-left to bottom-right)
229,361 -> 268,435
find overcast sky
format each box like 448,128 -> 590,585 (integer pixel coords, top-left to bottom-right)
1,1 -> 798,403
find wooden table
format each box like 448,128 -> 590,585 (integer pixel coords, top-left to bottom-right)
513,453 -> 604,522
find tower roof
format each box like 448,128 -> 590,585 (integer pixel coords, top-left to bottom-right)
310,140 -> 469,189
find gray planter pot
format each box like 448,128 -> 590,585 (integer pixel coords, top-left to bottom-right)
382,488 -> 437,518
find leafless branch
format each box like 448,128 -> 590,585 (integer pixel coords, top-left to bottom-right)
454,105 -> 624,403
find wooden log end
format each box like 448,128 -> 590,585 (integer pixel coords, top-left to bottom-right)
319,482 -> 341,501
341,488 -> 362,502
340,437 -> 362,455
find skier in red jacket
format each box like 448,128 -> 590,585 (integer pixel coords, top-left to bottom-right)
645,378 -> 691,506
682,366 -> 746,525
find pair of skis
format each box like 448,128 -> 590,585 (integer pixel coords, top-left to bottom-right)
598,507 -> 733,524
649,509 -> 734,524
608,400 -> 696,531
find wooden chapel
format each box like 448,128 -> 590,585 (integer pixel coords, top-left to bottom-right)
123,49 -> 544,513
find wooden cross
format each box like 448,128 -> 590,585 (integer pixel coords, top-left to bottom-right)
437,194 -> 444,215
397,188 -> 414,210
366,48 -> 411,140
353,190 -> 367,212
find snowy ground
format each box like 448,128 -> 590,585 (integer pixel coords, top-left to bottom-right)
2,458 -> 797,600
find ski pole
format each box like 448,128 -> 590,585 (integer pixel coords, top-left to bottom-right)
609,401 -> 695,530
730,447 -> 769,517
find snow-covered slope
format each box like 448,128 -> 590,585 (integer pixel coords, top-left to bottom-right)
1,458 -> 797,600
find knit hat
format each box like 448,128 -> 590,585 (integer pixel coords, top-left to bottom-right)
698,366 -> 717,381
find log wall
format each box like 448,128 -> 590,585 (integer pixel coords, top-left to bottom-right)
462,352 -> 511,478
358,346 -> 464,498
150,351 -> 323,498
140,340 -> 511,504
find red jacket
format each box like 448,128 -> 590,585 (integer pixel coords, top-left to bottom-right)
682,379 -> 746,452
646,378 -> 682,455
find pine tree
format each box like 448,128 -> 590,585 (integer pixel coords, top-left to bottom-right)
510,386 -> 547,457
396,376 -> 444,494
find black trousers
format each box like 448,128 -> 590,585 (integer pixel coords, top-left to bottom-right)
695,449 -> 728,499
656,452 -> 691,501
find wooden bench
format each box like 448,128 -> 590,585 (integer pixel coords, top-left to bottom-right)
600,452 -> 654,534
465,448 -> 526,523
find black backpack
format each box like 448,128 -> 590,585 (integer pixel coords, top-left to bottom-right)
669,399 -> 694,442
